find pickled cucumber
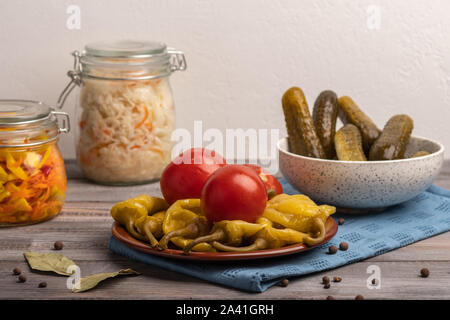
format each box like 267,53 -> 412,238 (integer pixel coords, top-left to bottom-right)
369,114 -> 414,160
411,151 -> 430,158
337,96 -> 381,152
334,124 -> 367,161
313,90 -> 338,159
282,87 -> 326,158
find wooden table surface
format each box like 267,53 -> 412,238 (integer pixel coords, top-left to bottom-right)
1,160 -> 450,300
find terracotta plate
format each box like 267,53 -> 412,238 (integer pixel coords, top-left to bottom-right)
111,217 -> 338,261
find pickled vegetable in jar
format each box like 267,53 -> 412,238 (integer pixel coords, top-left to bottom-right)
0,100 -> 70,226
59,40 -> 187,185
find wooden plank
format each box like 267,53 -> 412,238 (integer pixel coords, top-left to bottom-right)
64,159 -> 163,202
66,180 -> 163,202
64,159 -> 162,202
0,260 -> 446,299
63,159 -> 450,202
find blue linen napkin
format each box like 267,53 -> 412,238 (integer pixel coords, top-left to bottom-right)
108,179 -> 450,293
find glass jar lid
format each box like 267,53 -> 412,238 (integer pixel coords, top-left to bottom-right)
0,100 -> 52,126
0,100 -> 70,147
76,40 -> 186,81
84,40 -> 167,58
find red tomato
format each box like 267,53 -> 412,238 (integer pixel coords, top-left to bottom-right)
201,165 -> 267,223
160,148 -> 226,204
243,164 -> 283,197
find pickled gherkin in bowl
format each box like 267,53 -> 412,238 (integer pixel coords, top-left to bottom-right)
279,88 -> 445,210
281,87 -> 432,162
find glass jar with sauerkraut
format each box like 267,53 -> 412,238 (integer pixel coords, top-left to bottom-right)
59,40 -> 186,185
0,100 -> 70,226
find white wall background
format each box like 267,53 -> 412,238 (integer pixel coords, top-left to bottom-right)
0,0 -> 449,159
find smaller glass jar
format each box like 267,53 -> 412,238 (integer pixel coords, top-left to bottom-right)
0,100 -> 70,226
59,40 -> 186,185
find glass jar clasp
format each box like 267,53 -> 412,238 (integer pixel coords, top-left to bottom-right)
51,111 -> 71,134
168,48 -> 187,72
57,51 -> 82,109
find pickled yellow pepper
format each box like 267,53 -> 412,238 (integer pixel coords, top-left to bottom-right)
263,194 -> 335,233
159,199 -> 213,252
110,195 -> 169,247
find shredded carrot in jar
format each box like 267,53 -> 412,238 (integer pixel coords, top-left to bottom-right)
0,144 -> 66,225
76,76 -> 174,184
135,106 -> 149,129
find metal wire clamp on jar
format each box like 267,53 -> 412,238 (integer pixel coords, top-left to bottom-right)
58,40 -> 187,185
0,100 -> 70,226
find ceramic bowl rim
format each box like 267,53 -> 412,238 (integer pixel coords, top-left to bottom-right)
277,135 -> 444,164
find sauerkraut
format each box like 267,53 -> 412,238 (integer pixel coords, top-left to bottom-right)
77,77 -> 174,184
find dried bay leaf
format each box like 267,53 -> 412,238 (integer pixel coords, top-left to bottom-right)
72,268 -> 140,293
24,252 -> 78,276
24,252 -> 139,293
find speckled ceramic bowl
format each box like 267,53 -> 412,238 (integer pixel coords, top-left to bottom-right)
278,136 -> 444,212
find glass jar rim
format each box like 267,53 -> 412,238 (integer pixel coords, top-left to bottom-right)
84,40 -> 167,58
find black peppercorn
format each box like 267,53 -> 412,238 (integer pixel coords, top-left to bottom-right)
339,242 -> 349,251
279,278 -> 289,287
328,246 -> 338,254
420,268 -> 430,278
54,241 -> 64,250
18,274 -> 27,283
